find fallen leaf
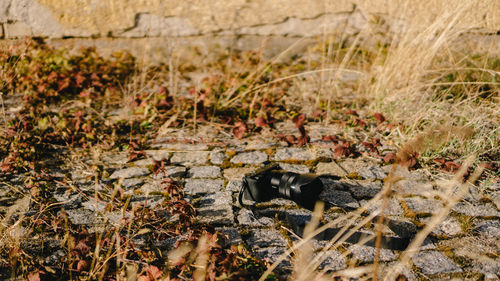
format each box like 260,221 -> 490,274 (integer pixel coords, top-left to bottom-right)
232,122 -> 247,139
292,113 -> 306,128
27,272 -> 41,281
383,153 -> 396,163
254,117 -> 267,128
345,109 -> 358,116
373,112 -> 386,123
146,265 -> 162,280
76,259 -> 89,272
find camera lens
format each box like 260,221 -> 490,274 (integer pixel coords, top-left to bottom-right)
269,171 -> 324,210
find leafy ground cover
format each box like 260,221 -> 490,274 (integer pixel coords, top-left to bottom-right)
0,21 -> 498,280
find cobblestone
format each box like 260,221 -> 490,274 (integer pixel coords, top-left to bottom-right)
170,151 -> 209,166
223,167 -> 253,181
209,150 -> 227,165
273,148 -> 316,161
27,127 -> 500,278
184,179 -> 224,195
278,163 -> 310,174
247,229 -> 288,248
318,250 -> 347,271
474,220 -> 500,237
187,166 -> 221,178
109,167 -> 151,179
452,202 -> 500,217
357,165 -> 386,180
348,245 -> 397,262
411,251 -> 462,275
230,151 -> 268,165
319,189 -> 360,209
237,209 -> 275,226
403,197 -> 443,215
225,180 -> 243,192
421,217 -> 462,237
145,150 -> 170,161
121,178 -> 144,189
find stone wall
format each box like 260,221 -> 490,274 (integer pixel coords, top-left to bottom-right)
1,0 -> 498,39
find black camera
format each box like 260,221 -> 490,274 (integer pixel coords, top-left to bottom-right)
238,163 -> 324,210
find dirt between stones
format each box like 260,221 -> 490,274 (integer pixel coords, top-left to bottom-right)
1,127 -> 499,280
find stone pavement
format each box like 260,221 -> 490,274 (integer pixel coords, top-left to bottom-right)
1,125 -> 499,280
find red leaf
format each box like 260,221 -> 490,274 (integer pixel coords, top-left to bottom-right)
313,108 -> 325,119
373,112 -> 386,123
47,71 -> 58,82
74,72 -> 86,87
284,135 -> 296,146
400,151 -> 418,169
479,162 -> 495,170
333,145 -> 349,158
146,265 -> 162,280
158,86 -> 168,95
28,272 -> 41,281
345,109 -> 358,116
433,158 -> 446,165
232,122 -> 247,139
383,152 -> 396,163
354,118 -> 367,127
444,161 -> 461,172
76,259 -> 89,272
292,114 -> 306,128
254,117 -> 267,128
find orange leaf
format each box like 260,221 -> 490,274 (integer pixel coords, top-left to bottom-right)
232,122 -> 247,139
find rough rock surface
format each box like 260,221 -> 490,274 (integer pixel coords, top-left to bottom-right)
5,125 -> 499,280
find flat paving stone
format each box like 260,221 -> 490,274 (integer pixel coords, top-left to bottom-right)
421,217 -> 462,237
223,167 -> 254,181
318,250 -> 347,271
196,192 -> 234,225
100,152 -> 129,165
360,198 -> 404,216
395,180 -> 435,197
225,180 -> 243,192
387,217 -> 418,238
348,244 -> 397,262
230,151 -> 268,165
109,167 -> 150,179
315,158 -> 371,177
357,165 -> 387,180
197,204 -> 234,225
278,163 -> 310,174
131,158 -> 155,166
254,247 -> 291,269
272,148 -> 316,161
237,209 -> 275,227
187,166 -> 221,178
440,236 -> 500,275
319,189 -> 360,209
344,180 -> 382,199
151,143 -> 209,150
474,220 -> 500,238
161,166 -> 187,178
210,150 -> 227,165
247,229 -> 288,248
184,179 -> 224,195
403,197 -> 443,215
145,150 -> 170,161
452,202 -> 499,217
411,251 -> 462,275
216,227 -> 243,247
170,151 -> 209,166
121,178 -> 144,189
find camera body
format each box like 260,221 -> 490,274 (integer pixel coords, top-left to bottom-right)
239,163 -> 324,210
